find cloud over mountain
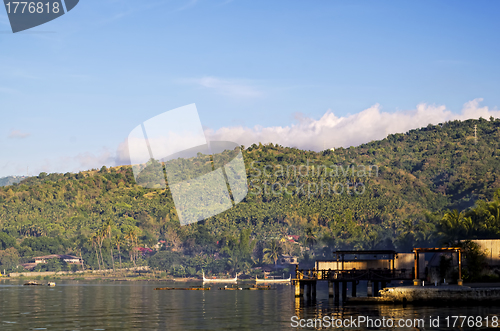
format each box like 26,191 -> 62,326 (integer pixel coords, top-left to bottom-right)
204,99 -> 500,151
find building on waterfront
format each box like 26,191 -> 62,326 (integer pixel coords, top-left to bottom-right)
278,255 -> 299,265
21,254 -> 84,270
470,239 -> 500,266
315,251 -> 414,273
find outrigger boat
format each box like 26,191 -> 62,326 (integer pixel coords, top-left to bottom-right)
255,276 -> 291,283
202,271 -> 237,284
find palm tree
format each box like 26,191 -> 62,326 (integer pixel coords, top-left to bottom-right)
104,220 -> 115,270
305,227 -> 317,250
439,210 -> 467,244
125,228 -> 138,267
263,240 -> 283,266
91,233 -> 101,270
485,200 -> 500,233
96,229 -> 105,268
114,234 -> 123,269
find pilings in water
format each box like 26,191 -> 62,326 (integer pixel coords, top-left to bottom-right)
294,279 -> 317,299
373,281 -> 379,296
297,279 -> 364,302
367,281 -> 386,297
293,266 -> 392,303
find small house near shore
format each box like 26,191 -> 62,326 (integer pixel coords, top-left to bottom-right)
21,254 -> 84,270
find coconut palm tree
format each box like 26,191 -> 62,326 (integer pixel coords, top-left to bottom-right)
305,227 -> 317,250
125,228 -> 138,267
439,210 -> 468,244
263,240 -> 283,266
90,233 -> 101,270
114,234 -> 123,269
104,220 -> 115,270
96,228 -> 106,268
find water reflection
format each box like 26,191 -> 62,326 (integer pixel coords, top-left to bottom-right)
1,280 -> 500,330
292,283 -> 500,330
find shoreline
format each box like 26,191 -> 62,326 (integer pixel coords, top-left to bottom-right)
1,273 -> 261,282
346,285 -> 500,305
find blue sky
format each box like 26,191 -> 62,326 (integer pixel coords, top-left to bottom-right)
1,0 -> 500,177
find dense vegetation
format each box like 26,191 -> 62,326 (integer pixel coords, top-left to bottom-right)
1,117 -> 500,279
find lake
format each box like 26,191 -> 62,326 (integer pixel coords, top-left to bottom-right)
1,280 -> 499,330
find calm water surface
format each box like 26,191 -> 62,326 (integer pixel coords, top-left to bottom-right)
1,280 -> 499,330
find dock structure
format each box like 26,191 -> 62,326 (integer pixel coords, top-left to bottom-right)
293,250 -> 414,302
293,247 -> 466,303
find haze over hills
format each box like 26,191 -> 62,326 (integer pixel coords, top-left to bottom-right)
0,176 -> 26,187
1,117 -> 500,275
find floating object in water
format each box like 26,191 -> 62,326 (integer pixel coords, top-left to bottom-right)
155,287 -> 210,291
24,281 -> 41,286
255,276 -> 291,283
252,284 -> 271,288
203,271 -> 238,283
219,286 -> 240,290
47,282 -> 56,287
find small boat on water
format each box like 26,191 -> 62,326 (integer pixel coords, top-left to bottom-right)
202,271 -> 237,284
252,284 -> 271,289
248,285 -> 271,290
47,282 -> 56,287
219,286 -> 242,290
255,276 -> 291,283
24,281 -> 41,286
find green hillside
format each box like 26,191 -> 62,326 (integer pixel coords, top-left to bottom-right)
1,117 -> 500,277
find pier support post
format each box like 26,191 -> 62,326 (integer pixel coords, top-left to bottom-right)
307,283 -> 312,298
328,281 -> 334,297
367,281 -> 372,297
300,282 -> 304,297
351,281 -> 357,297
373,281 -> 379,297
312,281 -> 316,298
342,281 -> 347,302
295,281 -> 301,297
334,281 -> 340,302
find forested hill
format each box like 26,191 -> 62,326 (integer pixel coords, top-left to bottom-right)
1,117 -> 500,268
0,176 -> 26,187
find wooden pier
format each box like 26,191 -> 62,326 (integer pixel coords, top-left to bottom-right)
293,248 -> 465,303
293,250 -> 414,302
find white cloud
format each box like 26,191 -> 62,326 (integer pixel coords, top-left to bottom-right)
8,130 -> 30,139
7,98 -> 494,177
187,76 -> 263,98
204,98 -> 500,151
